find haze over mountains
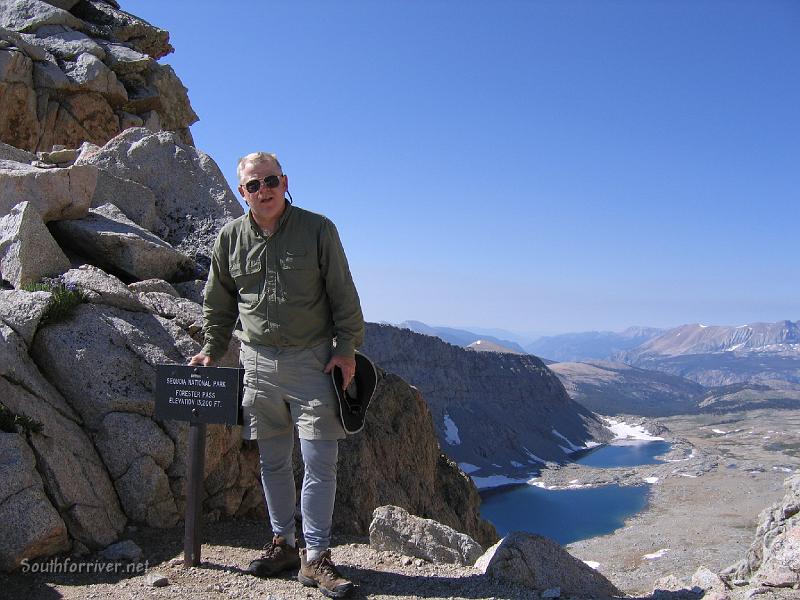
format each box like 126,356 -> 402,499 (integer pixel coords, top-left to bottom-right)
525,327 -> 664,362
397,320 -> 527,354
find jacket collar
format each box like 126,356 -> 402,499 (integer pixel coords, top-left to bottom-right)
247,201 -> 293,237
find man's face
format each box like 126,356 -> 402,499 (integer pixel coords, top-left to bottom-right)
238,160 -> 289,228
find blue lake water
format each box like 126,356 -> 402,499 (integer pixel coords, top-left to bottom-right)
575,440 -> 672,468
479,440 -> 670,545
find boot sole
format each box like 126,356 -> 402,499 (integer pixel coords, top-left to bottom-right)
297,572 -> 353,598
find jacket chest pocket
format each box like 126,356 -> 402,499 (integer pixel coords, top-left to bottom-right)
279,248 -> 316,271
279,248 -> 319,296
229,260 -> 264,307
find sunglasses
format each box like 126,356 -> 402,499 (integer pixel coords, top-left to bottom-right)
244,174 -> 283,194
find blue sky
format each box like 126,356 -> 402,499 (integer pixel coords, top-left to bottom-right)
135,0 -> 799,337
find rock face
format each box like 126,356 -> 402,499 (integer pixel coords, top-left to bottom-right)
74,127 -> 242,270
49,202 -> 194,281
0,0 -> 195,152
732,474 -> 800,587
369,504 -> 484,566
361,323 -> 612,476
476,531 -> 622,598
0,127 -> 242,284
0,432 -> 70,571
0,200 -> 70,286
0,160 -> 97,220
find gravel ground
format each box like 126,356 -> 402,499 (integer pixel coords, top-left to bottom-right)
0,522 -> 535,600
2,409 -> 799,600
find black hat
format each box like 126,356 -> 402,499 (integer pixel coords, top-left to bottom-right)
331,350 -> 378,434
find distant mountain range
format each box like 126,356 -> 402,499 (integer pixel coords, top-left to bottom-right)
621,321 -> 800,387
525,327 -> 664,362
550,321 -> 800,415
397,320 -> 528,354
397,318 -> 800,416
623,321 -> 800,360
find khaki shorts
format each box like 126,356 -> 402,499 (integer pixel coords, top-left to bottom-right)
239,341 -> 345,441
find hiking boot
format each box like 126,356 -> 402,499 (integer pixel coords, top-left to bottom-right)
246,535 -> 300,577
297,548 -> 353,598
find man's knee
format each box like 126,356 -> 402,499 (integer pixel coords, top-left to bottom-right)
300,438 -> 338,478
257,432 -> 294,472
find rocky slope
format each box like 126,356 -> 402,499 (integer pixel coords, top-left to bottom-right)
466,338 -> 525,354
361,323 -> 613,478
549,360 -> 705,416
0,0 -> 197,152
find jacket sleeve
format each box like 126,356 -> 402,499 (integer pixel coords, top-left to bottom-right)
319,218 -> 364,358
201,231 -> 239,361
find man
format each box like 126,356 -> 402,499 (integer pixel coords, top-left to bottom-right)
189,152 -> 363,598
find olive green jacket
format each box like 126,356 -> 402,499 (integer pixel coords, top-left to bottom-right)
201,203 -> 364,361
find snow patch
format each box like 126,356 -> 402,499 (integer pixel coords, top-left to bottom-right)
644,476 -> 659,484
443,413 -> 461,445
552,429 -> 583,451
530,480 -> 558,490
711,429 -> 727,435
522,447 -> 546,464
643,549 -> 670,560
603,418 -> 664,441
510,461 -> 524,468
583,560 -> 601,570
458,462 -> 480,474
471,475 -> 530,490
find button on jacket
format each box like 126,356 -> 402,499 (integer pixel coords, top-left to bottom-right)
201,203 -> 364,361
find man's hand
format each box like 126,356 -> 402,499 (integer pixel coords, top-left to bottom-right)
189,352 -> 214,367
324,355 -> 356,390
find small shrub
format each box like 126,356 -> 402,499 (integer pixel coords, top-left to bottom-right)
22,278 -> 87,325
0,404 -> 44,435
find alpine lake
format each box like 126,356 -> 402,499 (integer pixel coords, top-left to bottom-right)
479,440 -> 672,545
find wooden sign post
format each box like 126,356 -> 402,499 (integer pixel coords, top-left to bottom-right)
155,364 -> 243,567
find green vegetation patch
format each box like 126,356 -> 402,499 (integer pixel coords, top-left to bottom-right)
0,404 -> 43,435
764,440 -> 800,457
22,278 -> 87,325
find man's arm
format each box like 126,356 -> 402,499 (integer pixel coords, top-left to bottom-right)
189,233 -> 239,365
319,218 -> 364,386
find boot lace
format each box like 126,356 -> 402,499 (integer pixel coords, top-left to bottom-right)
315,553 -> 343,579
260,537 -> 285,559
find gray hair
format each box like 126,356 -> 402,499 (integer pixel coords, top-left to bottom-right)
236,152 -> 283,182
